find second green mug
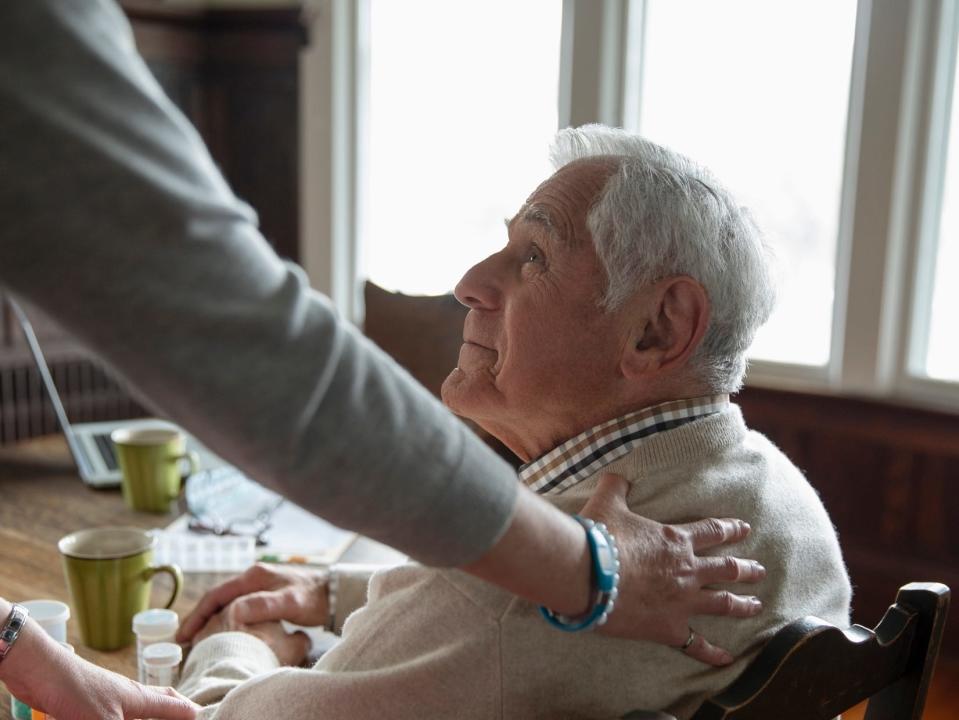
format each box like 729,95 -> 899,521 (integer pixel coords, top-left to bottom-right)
58,527 -> 182,651
111,427 -> 199,513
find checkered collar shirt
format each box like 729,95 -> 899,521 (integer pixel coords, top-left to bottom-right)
519,395 -> 730,496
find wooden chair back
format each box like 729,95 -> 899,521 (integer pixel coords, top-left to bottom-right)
362,281 -> 467,399
687,582 -> 950,720
362,281 -> 518,465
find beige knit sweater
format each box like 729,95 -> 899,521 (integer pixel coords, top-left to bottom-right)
178,406 -> 851,719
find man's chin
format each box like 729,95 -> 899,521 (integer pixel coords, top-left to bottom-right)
440,368 -> 492,422
440,367 -> 469,415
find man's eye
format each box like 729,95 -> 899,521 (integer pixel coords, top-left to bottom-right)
524,244 -> 545,264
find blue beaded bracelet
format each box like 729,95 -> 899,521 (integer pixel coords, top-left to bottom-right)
539,516 -> 621,632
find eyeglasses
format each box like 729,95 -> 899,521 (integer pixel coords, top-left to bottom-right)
184,467 -> 284,547
187,514 -> 274,546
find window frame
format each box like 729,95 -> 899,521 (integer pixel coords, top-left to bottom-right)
896,0 -> 959,409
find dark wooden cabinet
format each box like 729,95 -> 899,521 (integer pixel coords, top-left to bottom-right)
123,1 -> 307,261
0,3 -> 308,443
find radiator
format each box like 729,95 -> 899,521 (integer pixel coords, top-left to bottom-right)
0,356 -> 146,445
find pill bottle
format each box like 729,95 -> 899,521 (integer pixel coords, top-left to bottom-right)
142,642 -> 183,687
10,603 -> 71,720
20,601 -> 69,643
132,609 -> 179,684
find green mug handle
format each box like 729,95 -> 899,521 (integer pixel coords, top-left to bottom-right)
144,563 -> 183,609
176,451 -> 201,479
170,450 -> 200,500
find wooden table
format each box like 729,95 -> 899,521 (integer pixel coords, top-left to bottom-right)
0,436 -> 401,718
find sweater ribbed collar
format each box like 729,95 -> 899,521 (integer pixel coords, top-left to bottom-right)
519,395 -> 730,495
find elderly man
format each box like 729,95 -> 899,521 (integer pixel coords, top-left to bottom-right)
175,125 -> 851,719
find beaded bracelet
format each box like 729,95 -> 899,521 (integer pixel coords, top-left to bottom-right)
0,604 -> 29,665
539,516 -> 621,632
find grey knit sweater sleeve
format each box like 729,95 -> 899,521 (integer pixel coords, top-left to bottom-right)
0,1 -> 517,566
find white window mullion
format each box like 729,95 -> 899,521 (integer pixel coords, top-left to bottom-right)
300,0 -> 366,324
560,0 -> 630,129
834,0 -> 920,396
620,0 -> 647,133
898,0 -> 956,381
896,0 -> 959,409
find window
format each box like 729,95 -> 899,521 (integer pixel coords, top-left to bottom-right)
632,0 -> 859,366
921,25 -> 959,383
302,0 -> 959,411
362,0 -> 562,295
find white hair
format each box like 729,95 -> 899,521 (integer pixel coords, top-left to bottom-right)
549,124 -> 776,392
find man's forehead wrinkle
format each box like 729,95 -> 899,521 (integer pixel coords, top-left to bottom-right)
517,158 -> 619,249
526,186 -> 591,248
509,202 -> 559,243
521,203 -> 553,228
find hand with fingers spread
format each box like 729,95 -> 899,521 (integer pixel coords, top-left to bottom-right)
179,563 -> 329,648
580,473 -> 765,666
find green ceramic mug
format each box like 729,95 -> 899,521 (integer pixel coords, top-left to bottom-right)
111,427 -> 200,513
58,527 -> 182,651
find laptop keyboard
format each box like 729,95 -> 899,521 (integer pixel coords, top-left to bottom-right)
93,433 -> 118,471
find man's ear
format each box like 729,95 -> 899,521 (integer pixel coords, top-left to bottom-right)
620,276 -> 710,380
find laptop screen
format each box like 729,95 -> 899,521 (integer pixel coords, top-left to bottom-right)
8,298 -> 95,478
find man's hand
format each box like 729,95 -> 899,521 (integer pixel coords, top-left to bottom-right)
580,473 -> 765,666
193,611 -> 309,667
178,563 -> 329,645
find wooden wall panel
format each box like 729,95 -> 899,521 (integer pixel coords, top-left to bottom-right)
738,386 -> 959,657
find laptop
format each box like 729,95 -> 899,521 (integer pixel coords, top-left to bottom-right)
10,299 -> 226,488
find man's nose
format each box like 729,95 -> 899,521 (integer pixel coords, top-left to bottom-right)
454,252 -> 504,311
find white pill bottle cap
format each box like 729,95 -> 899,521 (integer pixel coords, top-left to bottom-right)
133,609 -> 179,637
21,600 -> 70,644
142,642 -> 183,668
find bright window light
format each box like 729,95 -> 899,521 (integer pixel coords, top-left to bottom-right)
925,37 -> 959,383
633,0 -> 858,366
364,0 -> 562,296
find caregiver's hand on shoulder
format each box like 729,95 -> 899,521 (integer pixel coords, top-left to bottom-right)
580,473 -> 765,666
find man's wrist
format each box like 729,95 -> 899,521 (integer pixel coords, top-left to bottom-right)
324,567 -> 338,633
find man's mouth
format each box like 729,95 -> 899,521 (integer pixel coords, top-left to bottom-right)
463,339 -> 494,351
456,340 -> 498,371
